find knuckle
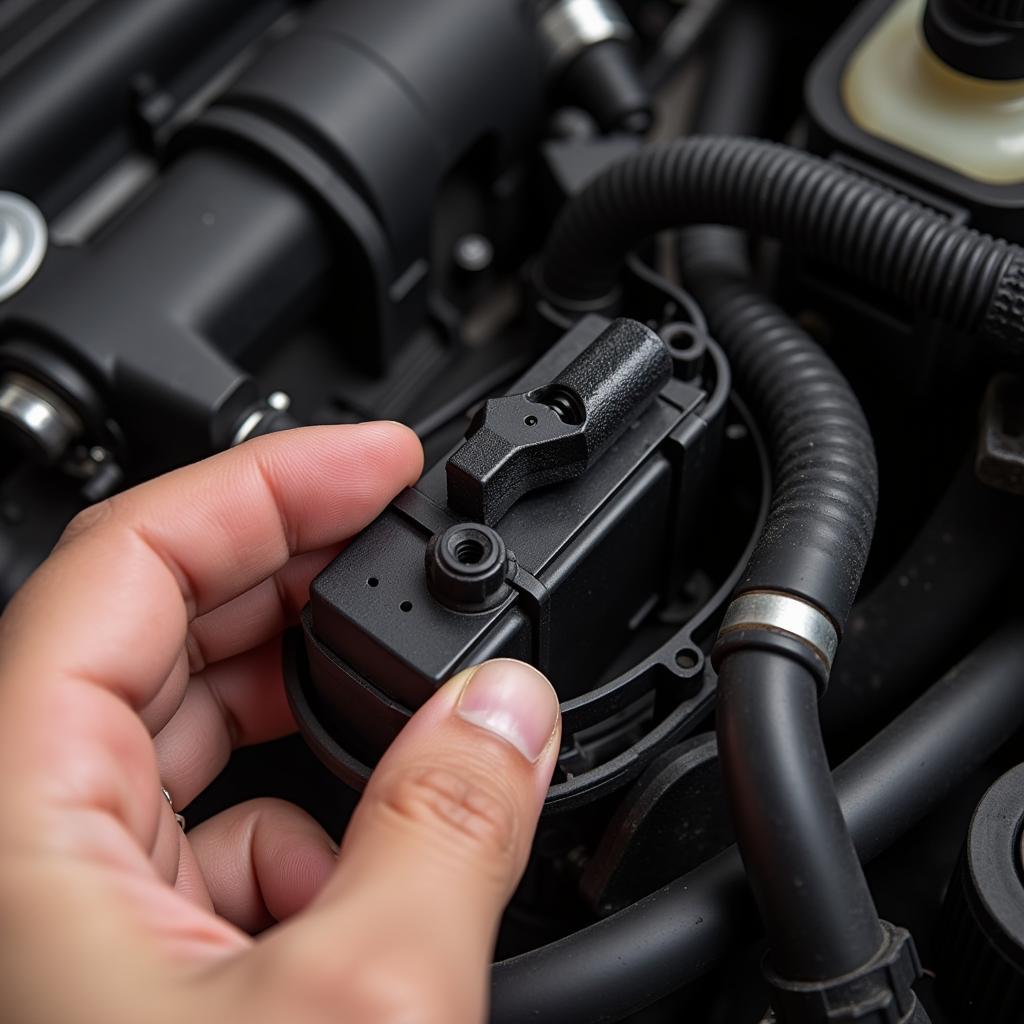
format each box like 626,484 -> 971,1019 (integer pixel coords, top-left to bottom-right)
59,499 -> 117,545
342,956 -> 465,1024
276,948 -> 463,1024
380,766 -> 519,864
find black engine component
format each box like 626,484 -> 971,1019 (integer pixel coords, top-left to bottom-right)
288,311 -> 737,811
0,0 -> 543,476
936,763 -> 1024,1022
6,2 -> 1024,1021
923,0 -> 1024,80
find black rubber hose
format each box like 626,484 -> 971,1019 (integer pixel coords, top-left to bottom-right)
539,136 -> 1024,359
548,143 -> 885,630
717,652 -> 883,978
676,183 -> 884,980
491,620 -> 1024,1023
538,132 -> 1024,991
685,249 -> 879,627
675,16 -> 885,985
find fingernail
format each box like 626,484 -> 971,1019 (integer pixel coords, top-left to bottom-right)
456,660 -> 559,763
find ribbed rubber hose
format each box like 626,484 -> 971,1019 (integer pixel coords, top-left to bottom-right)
680,250 -> 879,626
542,137 -> 892,983
679,240 -> 883,980
539,136 -> 1024,358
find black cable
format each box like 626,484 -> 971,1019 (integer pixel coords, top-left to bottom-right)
491,620 -> 1024,1023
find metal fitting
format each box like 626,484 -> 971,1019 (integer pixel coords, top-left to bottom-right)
0,372 -> 83,464
538,0 -> 633,73
0,193 -> 47,303
231,392 -> 292,446
718,591 -> 839,675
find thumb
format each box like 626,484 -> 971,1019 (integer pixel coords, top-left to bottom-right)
294,660 -> 560,1021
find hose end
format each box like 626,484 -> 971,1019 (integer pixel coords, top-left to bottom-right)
763,921 -> 923,1024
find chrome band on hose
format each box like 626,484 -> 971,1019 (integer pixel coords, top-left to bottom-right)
718,591 -> 839,673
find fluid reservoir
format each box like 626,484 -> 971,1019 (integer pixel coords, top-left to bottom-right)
843,0 -> 1024,187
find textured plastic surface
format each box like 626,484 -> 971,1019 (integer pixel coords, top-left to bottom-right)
446,318 -> 671,524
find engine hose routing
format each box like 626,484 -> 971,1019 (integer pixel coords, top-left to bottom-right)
677,223 -> 884,981
491,619 -> 1024,1023
535,135 -> 1002,1002
539,136 -> 1024,361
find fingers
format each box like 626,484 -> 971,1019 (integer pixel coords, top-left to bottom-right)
187,799 -> 337,934
186,545 -> 341,673
0,422 -> 422,714
0,423 -> 420,859
240,660 -> 560,1024
154,640 -> 292,808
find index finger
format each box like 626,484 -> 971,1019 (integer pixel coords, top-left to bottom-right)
0,421 -> 422,712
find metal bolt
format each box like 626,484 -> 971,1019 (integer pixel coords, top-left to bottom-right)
0,372 -> 82,464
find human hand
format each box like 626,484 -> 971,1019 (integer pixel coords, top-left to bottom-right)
0,423 -> 562,1024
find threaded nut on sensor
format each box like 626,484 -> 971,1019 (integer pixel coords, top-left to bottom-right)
425,524 -> 516,612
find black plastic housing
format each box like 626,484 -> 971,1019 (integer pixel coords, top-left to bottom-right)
290,314 -> 725,809
0,0 -> 544,470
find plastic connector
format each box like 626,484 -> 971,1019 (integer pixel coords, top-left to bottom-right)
763,921 -> 922,1024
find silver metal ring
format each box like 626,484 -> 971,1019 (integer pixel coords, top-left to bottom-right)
538,0 -> 634,73
0,372 -> 83,463
0,192 -> 47,304
718,591 -> 839,673
231,408 -> 267,447
162,787 -> 186,831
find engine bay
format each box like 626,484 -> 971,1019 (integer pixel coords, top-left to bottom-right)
3,1 -> 1024,1020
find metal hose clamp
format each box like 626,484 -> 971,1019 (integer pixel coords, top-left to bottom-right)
717,591 -> 839,676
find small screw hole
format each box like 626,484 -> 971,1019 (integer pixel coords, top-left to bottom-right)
454,538 -> 486,565
400,600 -> 413,613
524,415 -> 538,426
675,648 -> 701,671
367,577 -> 379,588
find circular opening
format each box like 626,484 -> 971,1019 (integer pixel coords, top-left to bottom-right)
524,415 -> 538,427
527,384 -> 585,426
367,577 -> 379,588
400,600 -> 413,613
454,538 -> 486,565
675,648 -> 701,671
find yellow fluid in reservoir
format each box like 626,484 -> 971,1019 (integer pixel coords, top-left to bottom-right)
843,0 -> 1024,185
